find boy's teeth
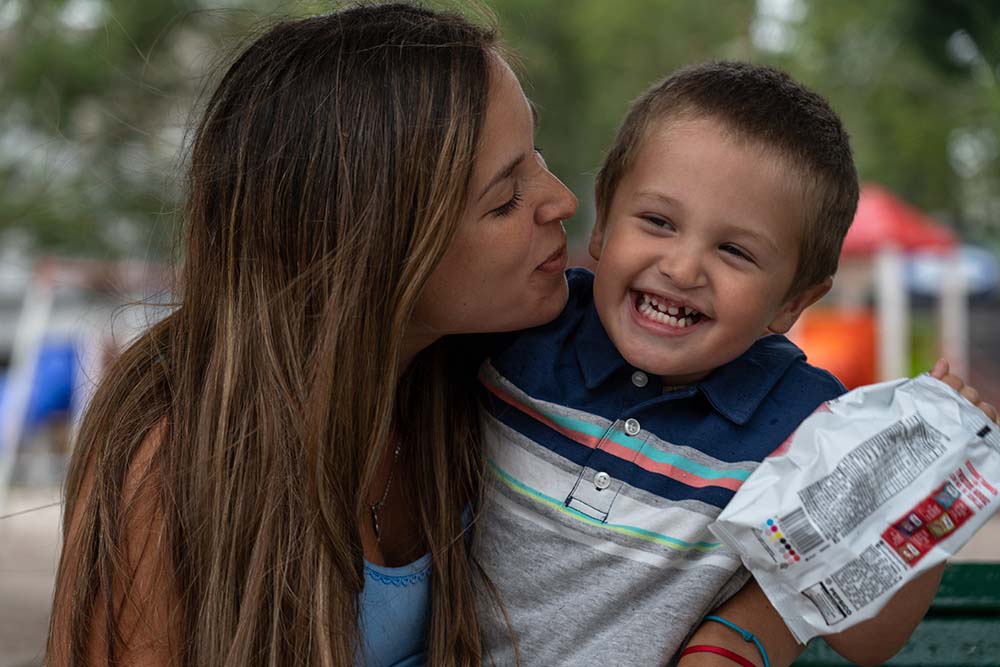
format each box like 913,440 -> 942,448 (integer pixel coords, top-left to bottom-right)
640,292 -> 703,326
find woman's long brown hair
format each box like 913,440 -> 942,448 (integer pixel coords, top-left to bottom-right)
48,4 -> 497,664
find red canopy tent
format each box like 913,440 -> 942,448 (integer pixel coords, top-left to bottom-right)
842,184 -> 956,256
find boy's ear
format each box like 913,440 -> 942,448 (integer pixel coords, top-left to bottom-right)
588,221 -> 606,262
767,276 -> 833,334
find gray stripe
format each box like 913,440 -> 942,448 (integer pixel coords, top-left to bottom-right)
475,500 -> 747,665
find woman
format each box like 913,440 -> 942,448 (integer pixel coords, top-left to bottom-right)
49,4 -> 575,665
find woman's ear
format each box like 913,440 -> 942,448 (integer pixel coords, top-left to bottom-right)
767,276 -> 833,334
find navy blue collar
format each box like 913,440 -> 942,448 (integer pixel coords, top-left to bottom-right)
574,303 -> 805,425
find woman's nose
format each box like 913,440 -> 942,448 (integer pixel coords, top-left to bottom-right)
536,168 -> 578,225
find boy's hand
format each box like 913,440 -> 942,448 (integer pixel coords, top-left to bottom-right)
930,359 -> 999,424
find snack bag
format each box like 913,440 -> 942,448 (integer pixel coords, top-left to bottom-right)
709,374 -> 1000,643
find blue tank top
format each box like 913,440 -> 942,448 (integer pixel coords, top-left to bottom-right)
359,553 -> 431,666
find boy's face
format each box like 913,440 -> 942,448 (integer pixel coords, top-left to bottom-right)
589,117 -> 831,386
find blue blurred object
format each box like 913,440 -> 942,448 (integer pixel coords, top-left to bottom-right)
0,340 -> 78,438
905,245 -> 1000,297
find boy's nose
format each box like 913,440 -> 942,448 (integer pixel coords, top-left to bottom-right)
657,250 -> 706,290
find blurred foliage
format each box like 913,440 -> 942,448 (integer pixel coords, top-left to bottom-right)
1,0 -> 1000,258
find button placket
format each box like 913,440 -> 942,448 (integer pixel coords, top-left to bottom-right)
564,417 -> 639,521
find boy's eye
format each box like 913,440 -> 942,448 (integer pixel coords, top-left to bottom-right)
721,244 -> 755,263
642,215 -> 675,230
492,189 -> 523,218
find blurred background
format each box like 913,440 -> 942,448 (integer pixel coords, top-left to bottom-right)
2,0 -> 1000,664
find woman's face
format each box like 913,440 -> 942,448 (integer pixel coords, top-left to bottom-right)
408,59 -> 578,352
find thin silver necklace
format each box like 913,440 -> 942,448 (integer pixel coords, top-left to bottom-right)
369,440 -> 402,543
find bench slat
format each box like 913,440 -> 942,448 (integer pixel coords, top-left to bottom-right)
931,563 -> 1000,612
794,618 -> 1000,665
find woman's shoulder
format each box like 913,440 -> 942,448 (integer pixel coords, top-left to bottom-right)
50,417 -> 178,666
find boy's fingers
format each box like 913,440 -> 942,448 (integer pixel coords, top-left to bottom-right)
960,385 -> 982,406
979,401 -> 999,424
931,358 -> 949,379
937,373 -> 964,392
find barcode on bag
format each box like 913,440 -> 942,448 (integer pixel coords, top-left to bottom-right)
779,507 -> 825,557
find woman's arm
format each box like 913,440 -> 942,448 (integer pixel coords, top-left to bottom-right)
49,426 -> 181,666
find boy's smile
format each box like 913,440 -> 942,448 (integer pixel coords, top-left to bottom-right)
589,118 -> 831,386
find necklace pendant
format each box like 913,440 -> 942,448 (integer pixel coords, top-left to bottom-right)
370,505 -> 382,542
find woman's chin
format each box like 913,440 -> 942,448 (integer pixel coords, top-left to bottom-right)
531,278 -> 569,326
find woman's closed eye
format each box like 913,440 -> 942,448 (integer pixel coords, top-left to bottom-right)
492,189 -> 523,218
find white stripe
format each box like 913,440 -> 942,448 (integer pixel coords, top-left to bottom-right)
486,423 -> 725,544
492,490 -> 737,571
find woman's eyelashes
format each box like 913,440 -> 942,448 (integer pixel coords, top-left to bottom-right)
492,188 -> 523,218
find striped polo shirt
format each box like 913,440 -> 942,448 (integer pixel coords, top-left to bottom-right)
474,268 -> 845,665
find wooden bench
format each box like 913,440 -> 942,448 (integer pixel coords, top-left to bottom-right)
793,563 -> 1000,666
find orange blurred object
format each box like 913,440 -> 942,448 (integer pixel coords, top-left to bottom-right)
791,308 -> 877,389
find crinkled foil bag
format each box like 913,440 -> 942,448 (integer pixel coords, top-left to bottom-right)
710,374 -> 1000,642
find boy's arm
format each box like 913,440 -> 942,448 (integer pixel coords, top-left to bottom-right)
677,567 -> 942,667
677,578 -> 802,667
821,564 -> 943,665
679,360 -> 997,666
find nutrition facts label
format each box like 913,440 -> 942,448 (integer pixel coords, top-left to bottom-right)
797,417 -> 947,541
802,542 -> 906,626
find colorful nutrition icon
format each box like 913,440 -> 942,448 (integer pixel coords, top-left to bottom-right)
761,517 -> 801,564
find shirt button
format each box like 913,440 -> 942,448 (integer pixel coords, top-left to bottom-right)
624,418 -> 641,436
594,471 -> 612,490
631,371 -> 648,388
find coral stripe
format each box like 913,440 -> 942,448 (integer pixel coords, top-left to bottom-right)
481,373 -> 746,492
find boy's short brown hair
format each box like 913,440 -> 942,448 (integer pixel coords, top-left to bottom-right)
595,61 -> 859,296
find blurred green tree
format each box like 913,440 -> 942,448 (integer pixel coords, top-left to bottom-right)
0,0 -> 292,258
1,0 -> 998,258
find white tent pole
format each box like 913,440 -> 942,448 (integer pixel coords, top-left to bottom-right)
939,249 -> 969,379
876,246 -> 909,380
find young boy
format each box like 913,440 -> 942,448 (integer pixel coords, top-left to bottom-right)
473,61 -> 977,665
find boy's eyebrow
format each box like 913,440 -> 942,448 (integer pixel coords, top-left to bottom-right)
635,189 -> 683,209
478,153 -> 526,202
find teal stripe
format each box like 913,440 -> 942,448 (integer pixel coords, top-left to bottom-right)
543,410 -> 750,483
488,459 -> 722,552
